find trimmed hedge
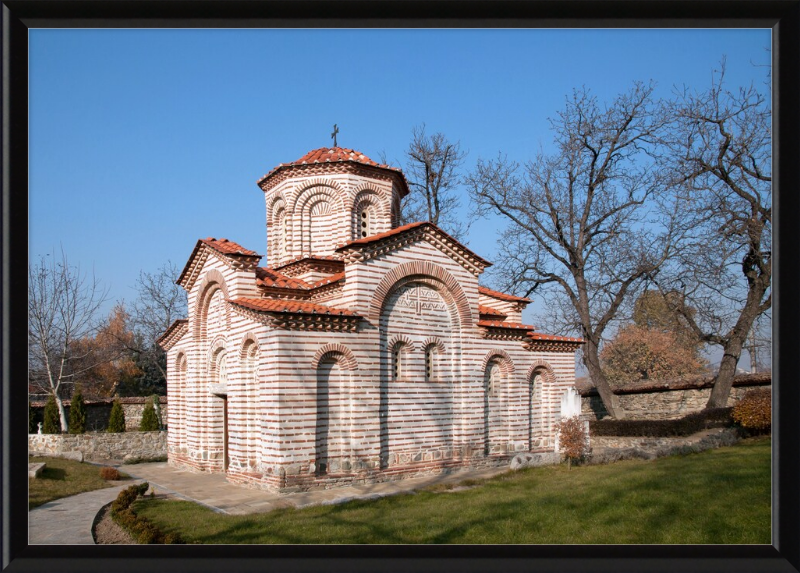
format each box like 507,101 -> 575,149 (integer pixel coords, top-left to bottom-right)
110,482 -> 183,544
590,407 -> 733,437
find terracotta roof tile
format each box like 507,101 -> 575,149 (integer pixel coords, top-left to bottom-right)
255,267 -> 310,290
477,320 -> 537,330
200,237 -> 260,257
527,332 -> 585,343
230,298 -> 357,316
478,286 -> 531,303
478,305 -> 506,317
309,271 -> 345,288
258,147 -> 408,194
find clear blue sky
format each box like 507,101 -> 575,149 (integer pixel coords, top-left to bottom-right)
29,28 -> 771,351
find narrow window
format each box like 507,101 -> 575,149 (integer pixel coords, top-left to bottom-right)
425,345 -> 437,382
392,343 -> 403,380
360,209 -> 370,238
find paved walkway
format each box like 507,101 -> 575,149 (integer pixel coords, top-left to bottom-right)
28,463 -> 509,544
120,463 -> 509,515
28,481 -> 143,545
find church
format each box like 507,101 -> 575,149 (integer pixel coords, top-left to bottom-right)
158,146 -> 583,492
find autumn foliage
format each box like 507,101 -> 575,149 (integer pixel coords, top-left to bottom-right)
555,416 -> 589,469
600,324 -> 707,385
69,304 -> 142,398
732,388 -> 771,432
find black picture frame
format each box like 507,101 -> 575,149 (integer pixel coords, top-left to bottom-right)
3,2 -> 798,572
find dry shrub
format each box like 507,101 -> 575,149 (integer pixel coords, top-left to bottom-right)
555,415 -> 589,469
732,388 -> 771,433
99,466 -> 121,481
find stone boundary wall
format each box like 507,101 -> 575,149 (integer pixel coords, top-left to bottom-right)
28,431 -> 167,462
580,373 -> 770,420
29,397 -> 168,432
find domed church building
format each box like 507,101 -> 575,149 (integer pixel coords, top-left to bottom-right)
158,147 -> 583,492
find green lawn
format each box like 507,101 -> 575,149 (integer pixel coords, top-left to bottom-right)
29,456 -> 129,509
133,437 -> 771,544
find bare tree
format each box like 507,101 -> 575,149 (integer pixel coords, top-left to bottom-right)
128,261 -> 188,388
401,124 -> 468,240
466,83 -> 678,419
656,61 -> 771,408
28,250 -> 108,431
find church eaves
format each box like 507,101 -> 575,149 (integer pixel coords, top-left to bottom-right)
177,237 -> 262,290
336,221 -> 492,277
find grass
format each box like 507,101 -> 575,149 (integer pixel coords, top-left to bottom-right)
29,456 -> 130,509
133,437 -> 771,544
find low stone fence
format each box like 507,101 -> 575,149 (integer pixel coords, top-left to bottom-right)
29,396 -> 168,432
580,372 -> 770,421
28,431 -> 167,462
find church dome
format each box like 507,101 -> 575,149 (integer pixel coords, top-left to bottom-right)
257,146 -> 410,197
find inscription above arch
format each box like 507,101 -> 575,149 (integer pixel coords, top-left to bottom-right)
369,261 -> 473,326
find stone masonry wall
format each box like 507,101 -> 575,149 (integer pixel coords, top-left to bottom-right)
28,431 -> 167,462
581,379 -> 770,421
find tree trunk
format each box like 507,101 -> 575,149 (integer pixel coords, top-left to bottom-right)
583,339 -> 623,419
706,284 -> 766,409
55,394 -> 69,433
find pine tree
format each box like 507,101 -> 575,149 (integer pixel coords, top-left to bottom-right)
139,397 -> 160,431
68,386 -> 88,434
43,394 -> 61,434
107,398 -> 126,433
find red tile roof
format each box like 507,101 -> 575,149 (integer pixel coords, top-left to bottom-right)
337,221 -> 492,269
229,298 -> 357,316
477,320 -> 537,330
526,332 -> 584,343
340,221 -> 428,248
309,271 -> 345,288
478,305 -> 506,317
255,268 -> 345,291
255,267 -> 310,290
200,237 -> 260,257
257,147 -> 409,196
478,286 -> 531,303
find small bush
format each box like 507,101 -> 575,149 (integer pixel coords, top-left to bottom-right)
110,481 -> 183,544
139,397 -> 160,431
100,466 -> 121,480
555,416 -> 589,469
108,398 -> 126,433
43,395 -> 61,434
732,389 -> 771,433
68,386 -> 87,434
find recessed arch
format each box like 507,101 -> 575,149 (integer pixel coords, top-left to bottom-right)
369,261 -> 473,326
194,270 -> 231,342
312,343 -> 359,372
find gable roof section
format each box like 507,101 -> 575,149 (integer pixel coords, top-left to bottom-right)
177,237 -> 263,290
256,267 -> 345,292
478,286 -> 531,303
257,147 -> 410,197
156,319 -> 188,351
478,304 -> 506,318
336,221 -> 491,277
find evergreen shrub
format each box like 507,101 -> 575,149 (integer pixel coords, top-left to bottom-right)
108,398 -> 126,433
139,397 -> 160,431
42,395 -> 61,434
68,386 -> 87,434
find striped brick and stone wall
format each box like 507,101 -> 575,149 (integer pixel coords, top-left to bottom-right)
160,147 -> 584,493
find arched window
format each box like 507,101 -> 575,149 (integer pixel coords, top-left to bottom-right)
424,344 -> 438,382
276,208 -> 287,257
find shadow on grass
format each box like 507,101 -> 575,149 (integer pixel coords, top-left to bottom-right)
39,467 -> 67,481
